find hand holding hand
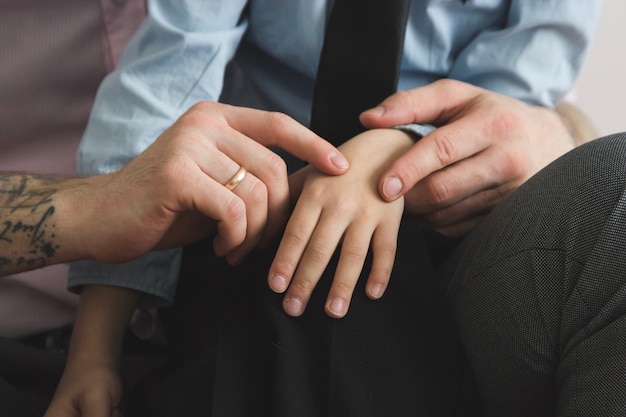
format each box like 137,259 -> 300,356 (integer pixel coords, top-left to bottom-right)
360,79 -> 575,237
69,102 -> 348,266
268,129 -> 413,318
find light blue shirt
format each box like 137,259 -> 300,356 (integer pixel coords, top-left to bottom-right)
69,0 -> 603,306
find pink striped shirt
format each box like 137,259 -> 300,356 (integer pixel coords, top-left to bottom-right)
0,0 -> 146,338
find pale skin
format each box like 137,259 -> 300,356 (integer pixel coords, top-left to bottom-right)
269,128 -> 412,318
361,79 -> 575,237
34,102 -> 349,417
44,80 -> 578,416
0,101 -> 349,278
271,80 -> 575,317
43,128 -> 411,416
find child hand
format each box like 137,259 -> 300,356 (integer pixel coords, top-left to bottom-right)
268,129 -> 414,318
44,359 -> 122,417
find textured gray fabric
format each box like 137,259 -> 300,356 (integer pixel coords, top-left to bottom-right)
441,133 -> 626,417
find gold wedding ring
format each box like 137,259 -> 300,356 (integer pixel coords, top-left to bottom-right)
224,166 -> 247,191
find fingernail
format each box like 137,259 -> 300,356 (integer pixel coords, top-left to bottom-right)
269,273 -> 288,293
329,152 -> 349,171
327,298 -> 346,317
369,284 -> 384,299
284,296 -> 304,316
364,106 -> 386,117
383,176 -> 403,200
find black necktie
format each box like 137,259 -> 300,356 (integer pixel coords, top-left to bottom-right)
309,0 -> 411,146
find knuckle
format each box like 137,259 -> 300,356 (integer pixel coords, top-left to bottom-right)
179,103 -> 225,132
376,242 -> 397,260
330,194 -> 358,216
483,99 -> 524,137
263,152 -> 288,181
283,225 -> 311,247
369,263 -> 393,283
224,196 -> 246,223
431,133 -> 457,167
266,111 -> 294,134
331,279 -> 357,297
393,89 -> 415,109
245,178 -> 268,207
271,258 -> 297,277
423,177 -> 451,206
437,78 -> 461,91
340,243 -> 368,262
188,100 -> 213,113
500,154 -> 525,180
289,276 -> 316,295
307,240 -> 332,263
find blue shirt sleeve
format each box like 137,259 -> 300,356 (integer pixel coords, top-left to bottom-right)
69,0 -> 249,306
70,0 -> 603,305
446,0 -> 603,107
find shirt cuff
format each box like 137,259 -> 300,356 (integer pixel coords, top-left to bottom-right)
394,123 -> 436,140
67,249 -> 181,309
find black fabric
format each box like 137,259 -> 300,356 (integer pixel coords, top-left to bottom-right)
0,330 -> 167,417
0,338 -> 65,417
440,133 -> 626,416
135,3 -> 482,415
137,4 -> 482,415
309,0 -> 410,145
146,217 -> 481,417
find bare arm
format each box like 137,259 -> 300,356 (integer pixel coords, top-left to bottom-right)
0,173 -> 89,275
0,102 -> 349,278
44,285 -> 139,417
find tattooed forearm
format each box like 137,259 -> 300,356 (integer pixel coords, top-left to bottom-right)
0,174 -> 62,274
0,174 -> 56,213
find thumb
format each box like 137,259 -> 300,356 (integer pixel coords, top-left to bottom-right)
360,79 -> 481,128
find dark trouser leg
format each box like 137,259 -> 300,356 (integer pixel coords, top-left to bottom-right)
0,338 -> 65,417
440,134 -> 626,416
152,217 -> 482,417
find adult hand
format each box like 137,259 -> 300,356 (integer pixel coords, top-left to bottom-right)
360,79 -> 575,237
70,102 -> 348,266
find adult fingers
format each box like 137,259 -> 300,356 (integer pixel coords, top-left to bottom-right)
402,149 -> 507,215
170,165 -> 248,255
376,118 -> 492,201
213,103 -> 350,175
203,121 -> 289,245
419,183 -> 515,235
359,79 -> 481,129
211,170 -> 267,260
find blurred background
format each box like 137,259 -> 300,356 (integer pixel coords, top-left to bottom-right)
574,0 -> 626,137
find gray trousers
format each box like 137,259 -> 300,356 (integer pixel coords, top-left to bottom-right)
441,133 -> 626,417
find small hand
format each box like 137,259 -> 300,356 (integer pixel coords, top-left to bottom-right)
268,129 -> 413,318
43,360 -> 122,417
361,79 -> 575,237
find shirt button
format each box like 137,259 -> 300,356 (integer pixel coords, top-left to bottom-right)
112,0 -> 126,6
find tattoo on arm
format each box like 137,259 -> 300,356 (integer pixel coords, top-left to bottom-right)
0,174 -> 61,273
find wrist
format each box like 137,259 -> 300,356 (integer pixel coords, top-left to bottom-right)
54,175 -> 112,263
339,128 -> 415,159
